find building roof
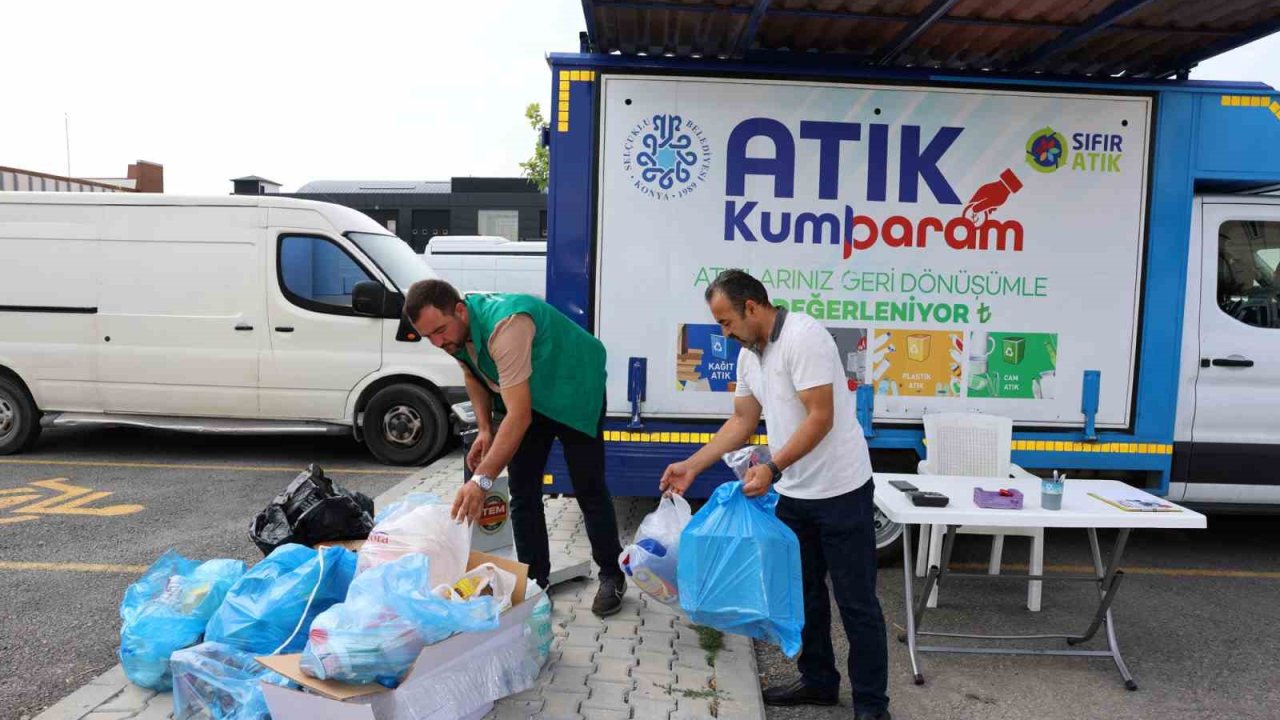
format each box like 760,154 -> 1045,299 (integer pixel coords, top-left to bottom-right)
294,180 -> 453,195
83,177 -> 137,190
580,0 -> 1280,78
231,175 -> 282,186
0,166 -> 136,192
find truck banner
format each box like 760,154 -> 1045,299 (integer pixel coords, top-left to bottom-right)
595,76 -> 1150,427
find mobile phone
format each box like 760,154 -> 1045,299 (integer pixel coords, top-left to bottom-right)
889,480 -> 919,493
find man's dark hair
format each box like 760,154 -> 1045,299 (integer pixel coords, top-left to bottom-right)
704,269 -> 770,315
404,279 -> 463,322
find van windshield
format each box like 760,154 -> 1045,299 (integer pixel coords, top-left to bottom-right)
348,232 -> 436,293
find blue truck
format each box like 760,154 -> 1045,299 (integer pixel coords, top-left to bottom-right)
539,3 -> 1280,555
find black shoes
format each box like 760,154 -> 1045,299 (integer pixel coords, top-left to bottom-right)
591,575 -> 626,617
762,679 -> 839,707
762,679 -> 890,718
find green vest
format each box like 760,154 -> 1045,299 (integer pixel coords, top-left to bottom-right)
452,293 -> 606,437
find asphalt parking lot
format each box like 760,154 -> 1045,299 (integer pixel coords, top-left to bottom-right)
758,516 -> 1280,719
0,427 -> 417,719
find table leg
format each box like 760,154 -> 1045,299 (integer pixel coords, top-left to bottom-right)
914,524 -> 957,625
899,523 -> 924,685
1076,528 -> 1138,690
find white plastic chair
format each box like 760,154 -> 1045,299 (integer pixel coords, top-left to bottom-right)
915,412 -> 1044,612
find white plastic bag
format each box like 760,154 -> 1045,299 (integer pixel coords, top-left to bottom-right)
357,497 -> 471,589
435,563 -> 519,612
618,494 -> 691,605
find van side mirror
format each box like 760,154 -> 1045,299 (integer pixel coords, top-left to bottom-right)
352,281 -> 389,317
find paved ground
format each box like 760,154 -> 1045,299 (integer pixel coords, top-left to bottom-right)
30,450 -> 764,720
0,426 -> 410,719
23,428 -> 1280,720
758,515 -> 1280,719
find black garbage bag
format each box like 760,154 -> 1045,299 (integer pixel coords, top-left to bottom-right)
249,464 -> 376,555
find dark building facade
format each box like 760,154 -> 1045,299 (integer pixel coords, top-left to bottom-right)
257,177 -> 546,252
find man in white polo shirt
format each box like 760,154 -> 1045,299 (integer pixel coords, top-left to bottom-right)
659,269 -> 889,720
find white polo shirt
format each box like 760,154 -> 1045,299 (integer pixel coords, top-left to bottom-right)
734,309 -> 872,500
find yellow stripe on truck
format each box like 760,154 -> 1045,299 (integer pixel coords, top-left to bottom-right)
600,432 -> 1170,454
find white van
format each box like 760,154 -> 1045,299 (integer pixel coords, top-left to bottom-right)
420,236 -> 547,297
0,193 -> 464,464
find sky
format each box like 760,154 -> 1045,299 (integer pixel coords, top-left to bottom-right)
1,1 -> 1276,195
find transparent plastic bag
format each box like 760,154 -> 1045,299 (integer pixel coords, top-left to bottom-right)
205,544 -> 356,655
300,554 -> 501,686
118,551 -> 246,690
618,493 -> 691,605
721,444 -> 773,481
385,584 -> 552,719
677,477 -> 803,657
170,641 -> 293,720
357,495 -> 471,589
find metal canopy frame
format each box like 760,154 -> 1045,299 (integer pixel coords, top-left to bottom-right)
580,0 -> 1280,79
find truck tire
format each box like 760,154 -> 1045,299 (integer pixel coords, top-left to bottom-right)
0,376 -> 40,455
362,384 -> 448,466
874,503 -> 904,567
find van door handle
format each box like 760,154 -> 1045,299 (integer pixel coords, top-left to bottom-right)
235,323 -> 254,331
1211,357 -> 1254,368
275,326 -> 295,333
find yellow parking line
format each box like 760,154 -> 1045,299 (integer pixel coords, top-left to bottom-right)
0,458 -> 407,475
0,560 -> 149,573
951,561 -> 1280,580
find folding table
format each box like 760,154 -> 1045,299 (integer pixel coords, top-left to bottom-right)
874,473 -> 1206,690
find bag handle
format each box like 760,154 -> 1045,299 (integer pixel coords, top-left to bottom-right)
270,545 -> 327,655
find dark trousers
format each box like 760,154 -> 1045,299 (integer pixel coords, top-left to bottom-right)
506,406 -> 624,586
776,480 -> 890,715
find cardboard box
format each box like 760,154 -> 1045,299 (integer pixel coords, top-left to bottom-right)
258,550 -> 537,720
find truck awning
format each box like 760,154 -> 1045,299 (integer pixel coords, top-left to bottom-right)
579,0 -> 1280,79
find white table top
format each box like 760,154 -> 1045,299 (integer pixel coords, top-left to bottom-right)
873,473 -> 1207,530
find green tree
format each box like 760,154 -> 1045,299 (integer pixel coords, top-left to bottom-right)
519,103 -> 549,192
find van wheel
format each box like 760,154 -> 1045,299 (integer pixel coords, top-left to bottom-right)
0,376 -> 40,455
363,384 -> 448,466
874,504 -> 904,567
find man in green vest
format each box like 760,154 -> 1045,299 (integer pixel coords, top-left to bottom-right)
405,279 -> 627,616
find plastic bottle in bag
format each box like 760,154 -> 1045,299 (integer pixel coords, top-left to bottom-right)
299,554 -> 501,686
170,641 -> 293,720
618,493 -> 691,605
118,551 -> 246,691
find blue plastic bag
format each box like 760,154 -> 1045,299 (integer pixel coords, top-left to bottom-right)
677,481 -> 804,657
118,550 -> 246,690
300,553 -> 501,686
205,544 -> 356,655
170,641 -> 292,720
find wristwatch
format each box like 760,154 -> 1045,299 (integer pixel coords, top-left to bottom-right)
764,461 -> 783,483
471,474 -> 495,491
